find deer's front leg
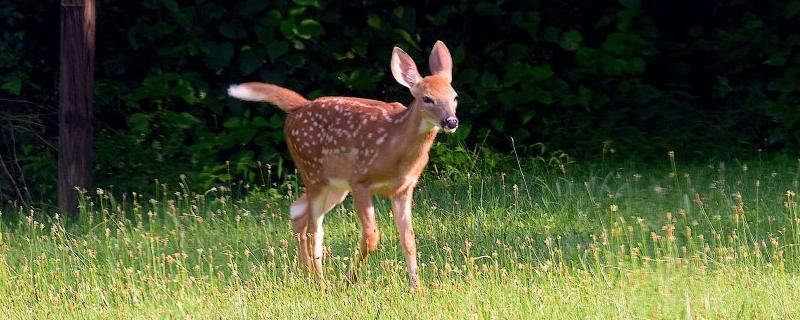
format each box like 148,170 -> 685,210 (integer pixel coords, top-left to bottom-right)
391,187 -> 419,289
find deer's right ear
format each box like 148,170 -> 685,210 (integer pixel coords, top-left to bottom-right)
391,47 -> 421,88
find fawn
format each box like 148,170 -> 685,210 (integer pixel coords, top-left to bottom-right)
227,41 -> 458,289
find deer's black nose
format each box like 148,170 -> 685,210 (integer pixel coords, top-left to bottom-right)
442,117 -> 459,130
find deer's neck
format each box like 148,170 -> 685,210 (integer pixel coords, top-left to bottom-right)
387,101 -> 439,171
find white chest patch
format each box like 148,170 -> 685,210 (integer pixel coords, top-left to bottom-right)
419,118 -> 441,133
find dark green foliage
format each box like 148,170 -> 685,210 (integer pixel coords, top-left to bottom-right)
1,1 -> 799,203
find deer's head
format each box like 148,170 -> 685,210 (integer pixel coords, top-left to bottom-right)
391,41 -> 459,133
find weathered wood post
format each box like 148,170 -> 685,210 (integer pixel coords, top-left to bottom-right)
59,0 -> 95,216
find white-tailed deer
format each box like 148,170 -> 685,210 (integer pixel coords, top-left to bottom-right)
227,41 -> 458,289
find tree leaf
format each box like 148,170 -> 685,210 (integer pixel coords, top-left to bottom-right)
239,46 -> 264,75
218,22 -> 242,39
293,0 -> 320,7
173,79 -> 199,104
296,19 -> 324,39
480,72 -> 498,88
367,15 -> 387,30
532,89 -> 554,104
223,117 -> 241,129
560,30 -> 583,51
203,42 -> 233,70
266,41 -> 289,62
1,77 -> 22,95
764,54 -> 787,66
788,0 -> 800,18
475,2 -> 505,16
491,118 -> 505,131
127,113 -> 151,134
768,72 -> 800,92
279,20 -> 296,39
252,116 -> 269,128
619,0 -> 641,10
531,64 -> 554,80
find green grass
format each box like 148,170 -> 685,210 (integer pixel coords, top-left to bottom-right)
2,158 -> 800,318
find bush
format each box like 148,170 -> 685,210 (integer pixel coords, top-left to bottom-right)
1,1 -> 799,203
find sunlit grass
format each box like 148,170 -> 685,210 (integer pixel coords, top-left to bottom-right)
1,157 -> 800,318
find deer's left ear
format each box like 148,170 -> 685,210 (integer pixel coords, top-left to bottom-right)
428,41 -> 452,82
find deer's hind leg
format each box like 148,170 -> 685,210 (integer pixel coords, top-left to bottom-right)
290,193 -> 313,272
291,185 -> 348,285
346,185 -> 379,283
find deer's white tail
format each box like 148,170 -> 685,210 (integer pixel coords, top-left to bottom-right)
227,82 -> 310,112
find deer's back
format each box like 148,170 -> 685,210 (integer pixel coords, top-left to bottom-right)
284,96 -> 407,186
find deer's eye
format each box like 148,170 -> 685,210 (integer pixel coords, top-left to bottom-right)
422,96 -> 434,104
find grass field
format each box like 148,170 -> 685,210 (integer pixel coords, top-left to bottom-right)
2,158 -> 800,319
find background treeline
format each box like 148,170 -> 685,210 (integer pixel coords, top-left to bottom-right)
1,0 -> 799,203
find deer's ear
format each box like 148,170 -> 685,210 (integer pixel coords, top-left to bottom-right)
428,41 -> 452,82
391,47 -> 421,88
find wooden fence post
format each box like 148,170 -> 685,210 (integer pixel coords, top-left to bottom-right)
59,0 -> 95,216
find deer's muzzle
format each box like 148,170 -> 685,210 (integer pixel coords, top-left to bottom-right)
441,117 -> 458,132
